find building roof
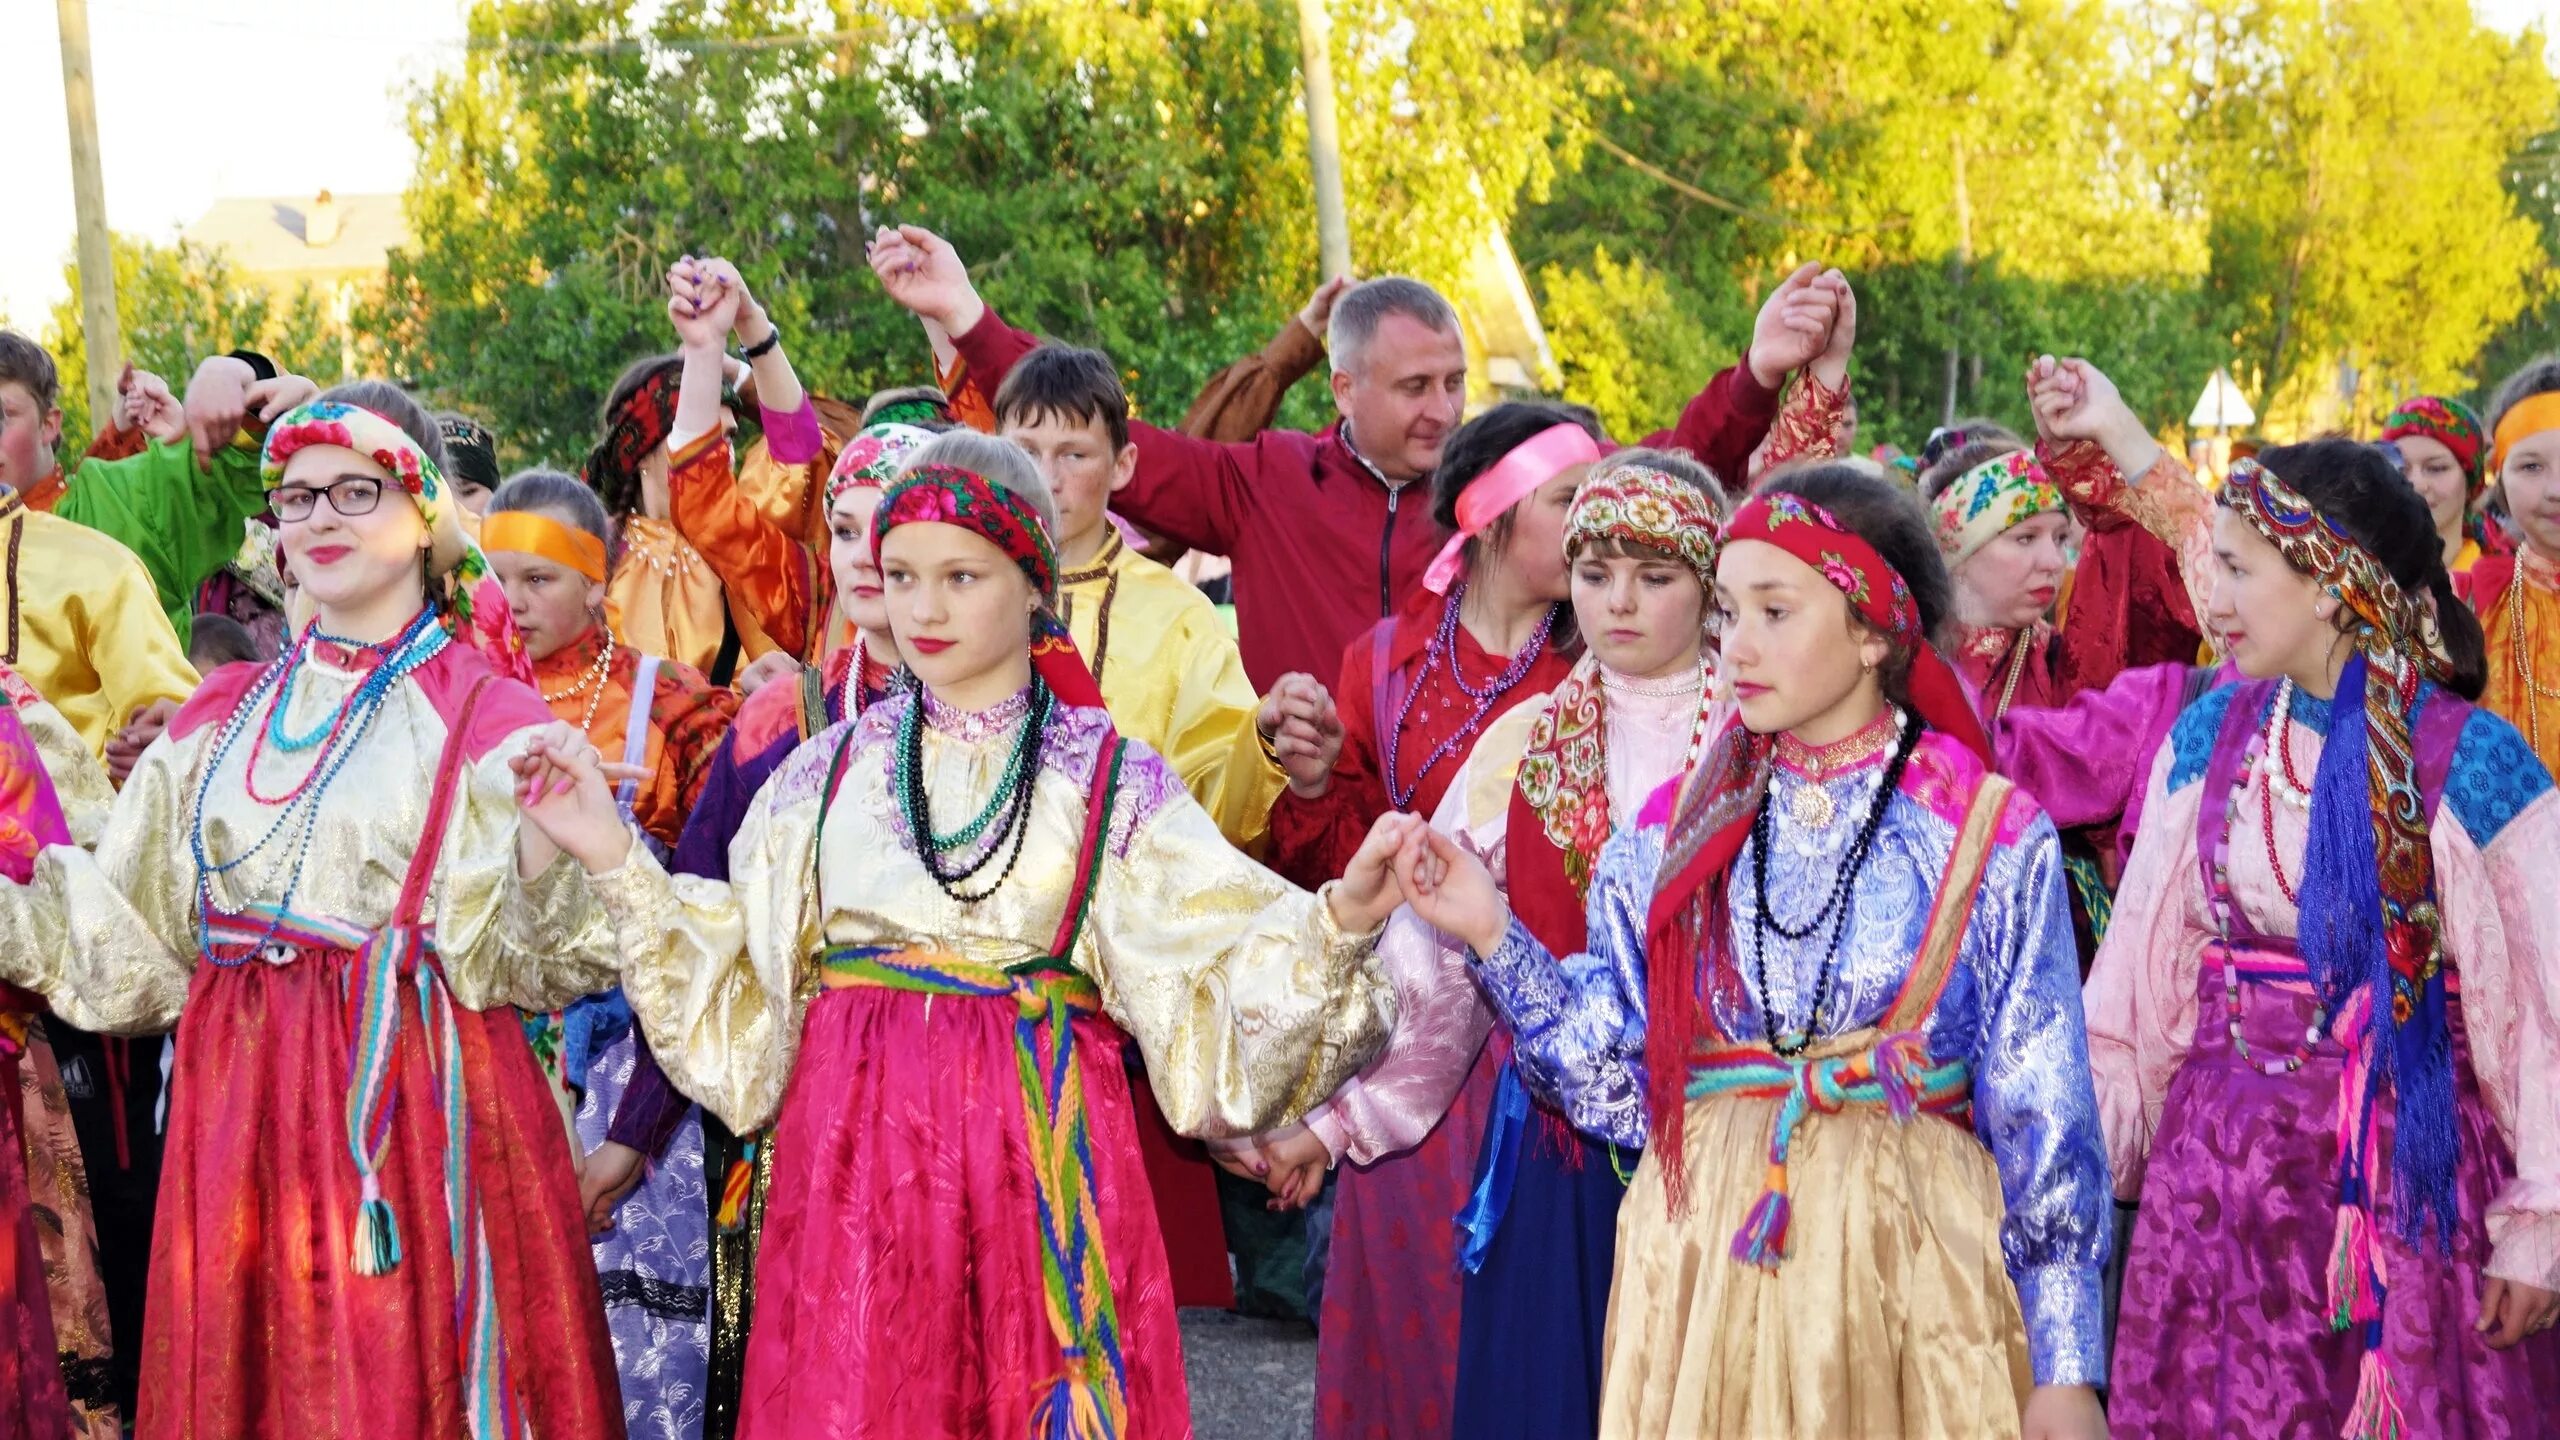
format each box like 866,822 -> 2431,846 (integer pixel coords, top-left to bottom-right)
181,192 -> 409,280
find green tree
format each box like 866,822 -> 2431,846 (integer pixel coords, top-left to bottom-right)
1516,0 -> 2218,447
43,234 -> 360,455
375,0 -> 1596,468
2168,0 -> 2555,429
1538,247 -> 1718,442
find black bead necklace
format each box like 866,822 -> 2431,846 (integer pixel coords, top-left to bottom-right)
1746,711 -> 1920,1057
897,673 -> 1053,904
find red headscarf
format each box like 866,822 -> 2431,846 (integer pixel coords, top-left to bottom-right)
871,463 -> 1105,710
1638,492 -> 1986,1212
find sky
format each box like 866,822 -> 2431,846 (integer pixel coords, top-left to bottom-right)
4,0 -> 2558,334
0,0 -> 467,329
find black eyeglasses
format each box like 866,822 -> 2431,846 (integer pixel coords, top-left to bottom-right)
266,477 -> 385,521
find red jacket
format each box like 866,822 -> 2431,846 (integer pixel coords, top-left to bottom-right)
952,307 -> 1782,691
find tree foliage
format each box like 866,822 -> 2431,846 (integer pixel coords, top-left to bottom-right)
42,235 -> 363,455
367,0 -> 2556,464
374,0 -> 1594,467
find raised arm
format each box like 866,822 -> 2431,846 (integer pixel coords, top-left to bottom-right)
2029,356 -> 2215,679
871,223 -> 1261,557
1638,262 -> 1846,492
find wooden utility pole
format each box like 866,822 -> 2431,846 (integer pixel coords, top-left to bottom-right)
1941,134 -> 1972,429
57,0 -> 121,429
1295,0 -> 1353,281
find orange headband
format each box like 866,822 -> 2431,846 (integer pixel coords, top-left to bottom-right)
2492,392 -> 2560,477
480,510 -> 607,583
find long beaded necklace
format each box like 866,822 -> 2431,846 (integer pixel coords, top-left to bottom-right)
2508,577 -> 2560,756
2252,679 -> 2311,903
540,631 -> 619,734
1990,628 -> 2035,722
2211,684 -> 2329,1075
1745,710 -> 1918,1058
1383,583 -> 1555,810
192,613 -> 450,954
243,610 -> 444,806
895,674 -> 1052,903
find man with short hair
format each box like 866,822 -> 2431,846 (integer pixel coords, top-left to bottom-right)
868,225 -> 1817,692
0,332 -> 199,760
991,342 -> 1283,853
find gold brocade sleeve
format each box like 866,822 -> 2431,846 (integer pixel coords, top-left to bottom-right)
0,725 -> 203,1033
432,738 -> 623,1014
18,690 -> 113,848
1087,766 -> 1393,1140
587,771 -> 824,1134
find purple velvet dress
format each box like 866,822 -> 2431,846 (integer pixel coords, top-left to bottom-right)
2090,682 -> 2560,1436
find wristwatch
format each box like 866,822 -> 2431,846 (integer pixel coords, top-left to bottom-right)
739,326 -> 783,361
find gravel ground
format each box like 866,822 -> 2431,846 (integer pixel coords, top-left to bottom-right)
1181,1307 -> 1318,1440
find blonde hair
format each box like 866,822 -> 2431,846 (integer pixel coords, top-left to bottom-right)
892,429 -> 1064,601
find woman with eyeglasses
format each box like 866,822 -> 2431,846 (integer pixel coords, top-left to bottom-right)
0,381 -> 629,1438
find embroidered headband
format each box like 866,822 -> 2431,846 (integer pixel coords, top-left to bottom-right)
873,462 -> 1061,600
1422,423 -> 1606,594
2491,392 -> 2560,478
1564,463 -> 1721,589
872,462 -> 1108,711
262,399 -> 524,674
582,363 -> 682,512
1722,491 -> 1921,644
262,399 -> 471,580
1929,449 -> 2063,569
2220,458 -> 2449,678
480,509 -> 608,584
826,422 -> 936,510
2380,395 -> 2489,495
436,414 -> 501,496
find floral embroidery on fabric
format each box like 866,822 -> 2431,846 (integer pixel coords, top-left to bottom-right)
1515,666 -> 1611,891
1931,449 -> 2064,569
824,423 -> 934,509
872,463 -> 1060,597
1565,462 -> 1722,587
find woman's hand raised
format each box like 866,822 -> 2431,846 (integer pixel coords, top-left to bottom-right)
511,723 -> 643,875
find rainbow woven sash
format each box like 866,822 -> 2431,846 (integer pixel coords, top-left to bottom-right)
820,944 -> 1130,1440
1685,1032 -> 1972,1269
195,676 -> 529,1440
201,904 -> 530,1440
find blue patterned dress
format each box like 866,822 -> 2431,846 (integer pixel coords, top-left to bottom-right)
1469,727 -> 2110,1437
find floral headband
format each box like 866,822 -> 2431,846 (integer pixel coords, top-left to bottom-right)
1930,449 -> 2062,569
2219,458 -> 2449,677
2380,395 -> 2489,495
262,400 -> 471,580
1565,463 -> 1720,589
872,462 -> 1060,600
826,422 -> 935,510
1722,491 -> 1920,644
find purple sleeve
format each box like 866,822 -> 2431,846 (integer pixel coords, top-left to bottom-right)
1991,661 -> 2198,838
606,1035 -> 691,1157
757,396 -> 826,467
670,725 -> 797,882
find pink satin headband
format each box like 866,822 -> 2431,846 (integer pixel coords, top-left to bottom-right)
1422,423 -> 1604,594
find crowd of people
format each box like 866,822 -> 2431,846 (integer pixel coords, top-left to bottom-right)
0,219 -> 2546,1440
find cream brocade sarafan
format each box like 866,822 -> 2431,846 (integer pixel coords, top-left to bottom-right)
591,687 -> 1394,1138
0,654 -> 621,1034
